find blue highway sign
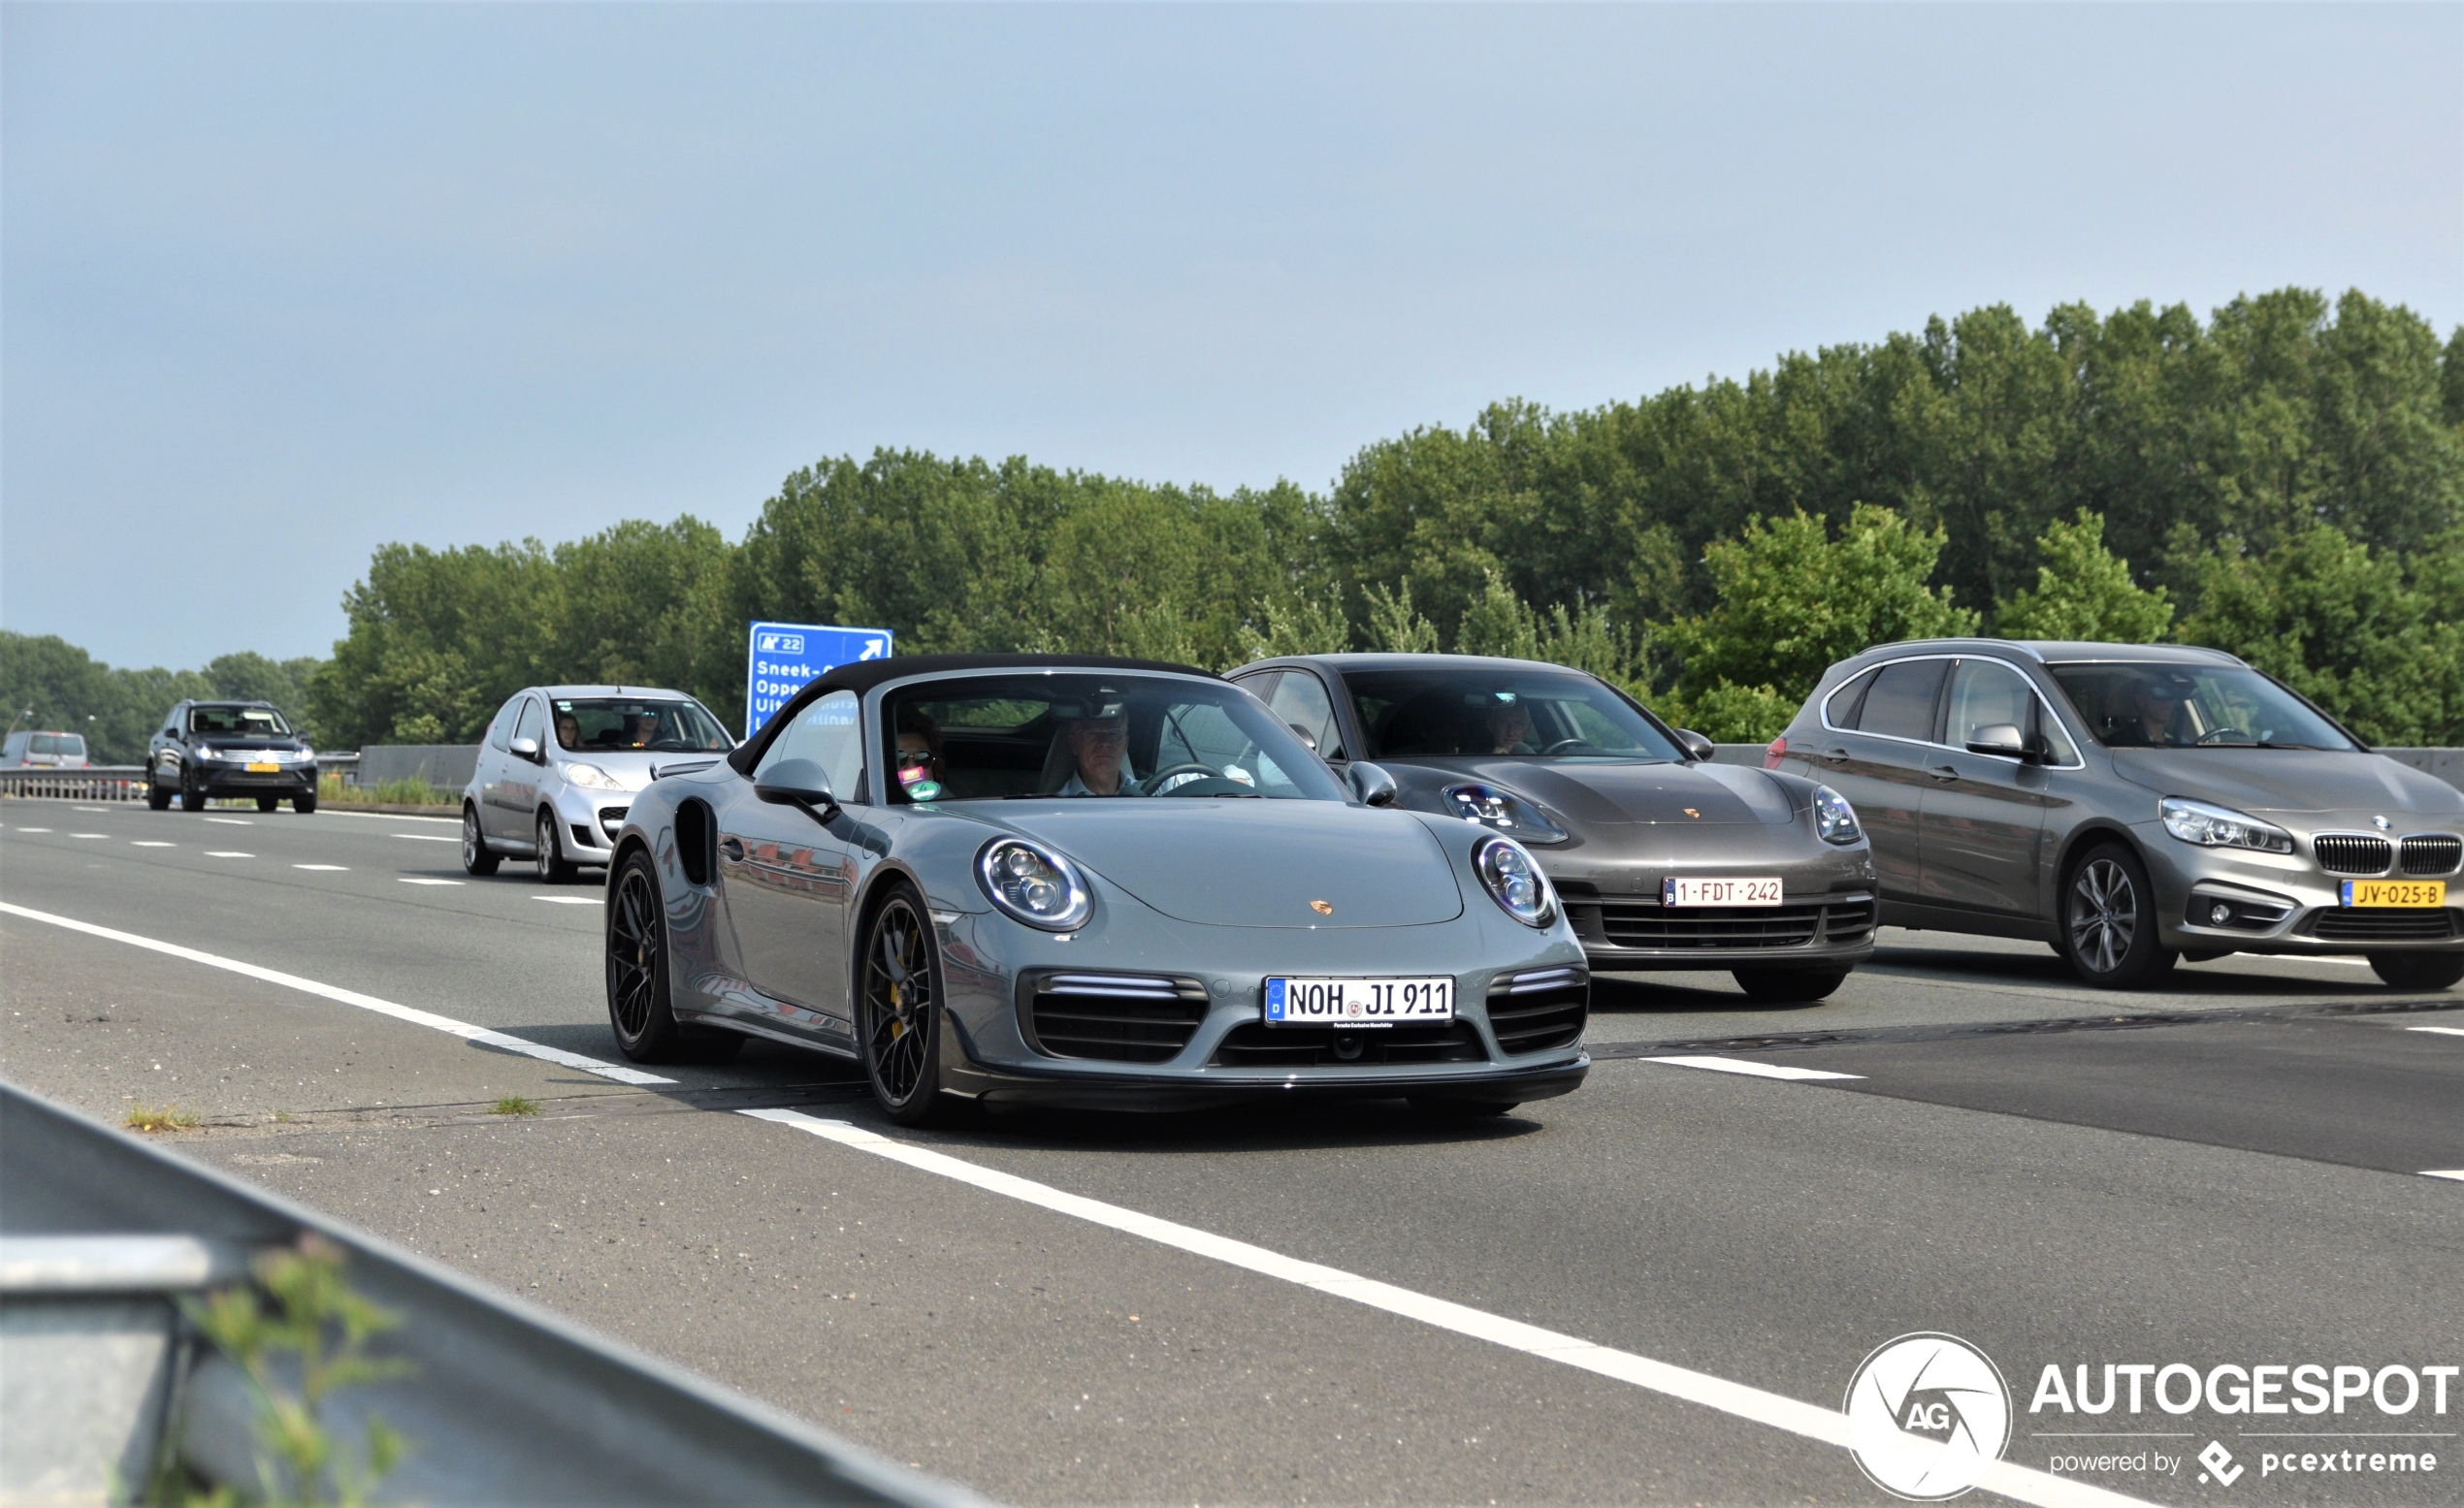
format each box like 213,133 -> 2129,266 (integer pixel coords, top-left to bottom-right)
743,621 -> 892,738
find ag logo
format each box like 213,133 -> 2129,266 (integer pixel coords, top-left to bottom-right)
1844,1332 -> 2011,1500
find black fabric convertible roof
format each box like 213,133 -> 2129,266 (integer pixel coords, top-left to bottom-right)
729,653 -> 1222,772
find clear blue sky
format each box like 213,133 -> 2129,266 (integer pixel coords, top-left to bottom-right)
5,3 -> 2457,669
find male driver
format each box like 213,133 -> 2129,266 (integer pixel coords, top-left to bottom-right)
2110,677 -> 2189,746
1057,707 -> 1137,796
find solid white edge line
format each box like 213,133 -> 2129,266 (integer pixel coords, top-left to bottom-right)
0,901 -> 673,1086
1643,1054 -> 1866,1081
322,809 -> 460,825
738,1109 -> 2147,1508
2404,1026 -> 2464,1038
2423,1171 -> 2464,1183
393,833 -> 460,842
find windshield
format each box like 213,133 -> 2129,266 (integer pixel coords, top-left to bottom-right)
1345,667 -> 1685,762
2047,663 -> 2357,751
551,698 -> 733,754
883,673 -> 1347,802
189,706 -> 291,738
29,734 -> 83,756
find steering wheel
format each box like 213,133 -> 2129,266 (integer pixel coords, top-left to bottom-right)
2195,727 -> 2253,746
1145,761 -> 1223,793
1540,738 -> 1599,756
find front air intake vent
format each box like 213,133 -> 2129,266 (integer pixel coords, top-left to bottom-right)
1209,1022 -> 1485,1068
2307,909 -> 2456,943
1020,972 -> 1208,1064
2400,834 -> 2462,876
1485,967 -> 1588,1054
2314,834 -> 2394,876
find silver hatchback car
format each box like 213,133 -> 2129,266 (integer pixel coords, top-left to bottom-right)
462,685 -> 736,882
1769,640 -> 2464,990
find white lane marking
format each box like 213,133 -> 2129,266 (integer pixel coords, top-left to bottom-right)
399,878 -> 464,886
535,895 -> 603,905
2405,1026 -> 2464,1038
131,841 -> 175,849
0,902 -> 674,1086
293,864 -> 347,872
2424,1171 -> 2464,1183
325,809 -> 459,826
204,817 -> 252,825
1642,1055 -> 1865,1082
742,1109 -> 2143,1508
16,827 -> 53,833
71,833 -> 108,840
394,833 -> 459,843
204,851 -> 253,859
73,806 -> 107,813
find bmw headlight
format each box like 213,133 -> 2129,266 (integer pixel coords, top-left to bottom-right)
1446,784 -> 1569,844
1474,834 -> 1556,928
564,761 -> 626,791
976,836 -> 1093,932
2160,797 -> 2293,854
1813,785 -> 1863,846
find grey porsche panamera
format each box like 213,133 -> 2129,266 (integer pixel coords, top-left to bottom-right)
1228,654 -> 1879,1000
602,654 -> 1590,1121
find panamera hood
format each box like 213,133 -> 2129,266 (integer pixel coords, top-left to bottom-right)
2107,749 -> 2464,818
1399,756 -> 1799,826
994,800 -> 1467,928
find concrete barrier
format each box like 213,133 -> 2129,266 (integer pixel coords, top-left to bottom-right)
354,744 -> 480,790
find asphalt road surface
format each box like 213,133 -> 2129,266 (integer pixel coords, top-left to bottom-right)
5,796 -> 2460,1507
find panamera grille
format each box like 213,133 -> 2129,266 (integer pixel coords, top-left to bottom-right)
1559,892 -> 1873,951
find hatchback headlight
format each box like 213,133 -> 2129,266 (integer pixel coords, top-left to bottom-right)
2160,797 -> 2293,853
1445,784 -> 1569,844
1813,785 -> 1863,845
564,761 -> 626,791
976,836 -> 1093,932
1474,835 -> 1556,928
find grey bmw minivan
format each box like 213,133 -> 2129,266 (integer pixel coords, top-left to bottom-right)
1767,640 -> 2464,990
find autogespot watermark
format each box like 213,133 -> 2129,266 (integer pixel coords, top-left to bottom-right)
1845,1332 -> 2013,1500
2026,1360 -> 2455,1491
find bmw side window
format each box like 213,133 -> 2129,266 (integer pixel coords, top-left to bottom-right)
1858,661 -> 1948,743
1945,661 -> 2037,751
1265,672 -> 1346,760
1824,669 -> 1878,730
757,690 -> 864,801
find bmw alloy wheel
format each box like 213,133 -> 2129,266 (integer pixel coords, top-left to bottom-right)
2068,857 -> 2136,975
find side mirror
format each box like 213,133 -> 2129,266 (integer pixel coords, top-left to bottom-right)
1674,728 -> 1716,762
1347,760 -> 1398,808
1964,723 -> 2029,760
754,757 -> 841,820
509,736 -> 541,762
1286,722 -> 1318,753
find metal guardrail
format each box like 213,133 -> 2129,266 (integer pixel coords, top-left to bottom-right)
0,1081 -> 982,1506
0,764 -> 152,801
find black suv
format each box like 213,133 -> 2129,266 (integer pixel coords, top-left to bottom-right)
147,701 -> 319,813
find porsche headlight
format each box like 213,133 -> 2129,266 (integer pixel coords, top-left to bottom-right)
1813,785 -> 1863,845
1445,784 -> 1569,844
976,836 -> 1093,932
2160,797 -> 2293,854
1474,835 -> 1556,928
564,761 -> 626,791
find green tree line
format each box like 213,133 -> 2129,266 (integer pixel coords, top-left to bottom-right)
13,286 -> 2458,759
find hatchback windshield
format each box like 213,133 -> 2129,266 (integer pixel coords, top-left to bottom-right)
2047,663 -> 2356,751
1345,668 -> 1685,762
552,698 -> 732,754
883,674 -> 1346,802
189,706 -> 291,737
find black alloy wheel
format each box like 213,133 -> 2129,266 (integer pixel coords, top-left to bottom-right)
1732,967 -> 1850,1003
601,850 -> 748,1062
2368,952 -> 2464,991
2060,843 -> 2176,988
860,887 -> 948,1125
462,804 -> 500,876
535,810 -> 578,884
146,779 -> 170,812
180,772 -> 209,813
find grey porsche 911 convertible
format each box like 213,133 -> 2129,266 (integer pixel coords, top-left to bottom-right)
603,654 -> 1590,1122
1229,654 -> 1879,1000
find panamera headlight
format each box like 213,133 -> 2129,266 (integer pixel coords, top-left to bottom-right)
1445,784 -> 1569,844
976,836 -> 1093,931
1813,785 -> 1863,845
564,761 -> 626,790
1474,835 -> 1556,928
2160,797 -> 2293,854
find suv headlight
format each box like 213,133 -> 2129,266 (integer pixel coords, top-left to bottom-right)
1813,785 -> 1863,845
1474,835 -> 1556,928
1445,784 -> 1568,844
976,837 -> 1093,932
564,761 -> 625,790
2159,797 -> 2293,854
